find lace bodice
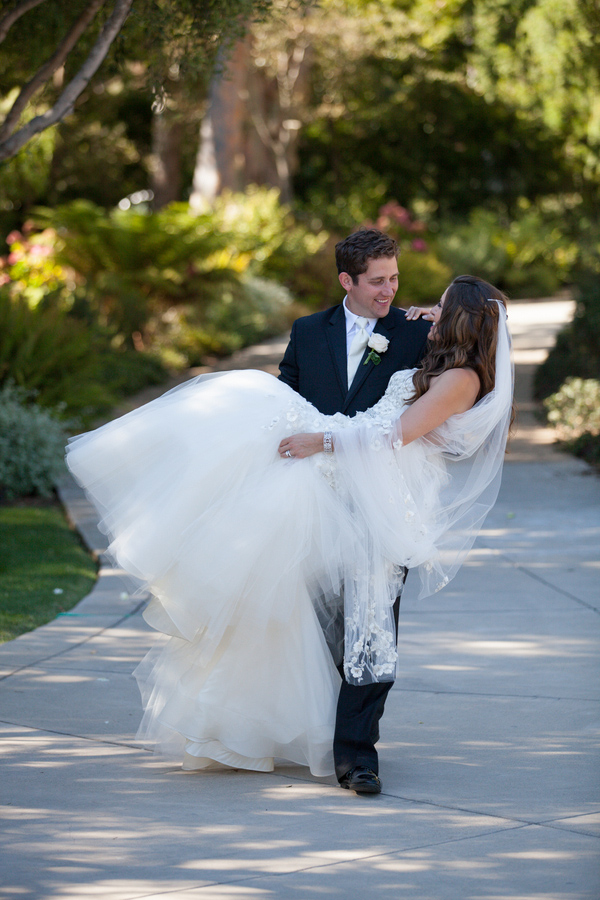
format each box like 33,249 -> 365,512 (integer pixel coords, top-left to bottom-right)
345,368 -> 416,429
280,367 -> 417,437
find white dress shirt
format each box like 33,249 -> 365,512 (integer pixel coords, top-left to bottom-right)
343,297 -> 377,357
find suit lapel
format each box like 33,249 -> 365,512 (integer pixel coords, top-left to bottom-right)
344,315 -> 397,411
325,304 -> 348,396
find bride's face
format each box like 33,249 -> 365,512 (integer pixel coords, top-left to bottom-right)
427,291 -> 445,339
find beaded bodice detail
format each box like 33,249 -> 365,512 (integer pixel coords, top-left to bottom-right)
280,367 -> 417,437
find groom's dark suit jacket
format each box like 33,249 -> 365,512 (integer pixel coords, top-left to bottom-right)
278,302 -> 431,416
278,301 -> 431,780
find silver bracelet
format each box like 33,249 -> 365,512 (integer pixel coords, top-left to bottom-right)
323,431 -> 333,453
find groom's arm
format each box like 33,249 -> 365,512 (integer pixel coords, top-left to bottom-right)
278,321 -> 300,392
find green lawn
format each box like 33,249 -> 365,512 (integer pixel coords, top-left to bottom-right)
0,503 -> 97,643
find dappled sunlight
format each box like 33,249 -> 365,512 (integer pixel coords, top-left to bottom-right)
453,637 -> 592,658
512,348 -> 550,365
258,784 -> 333,801
5,729 -> 548,895
406,633 -> 596,661
372,858 -> 432,873
16,670 -> 94,686
423,664 -> 478,671
322,805 -> 399,818
494,850 -> 582,861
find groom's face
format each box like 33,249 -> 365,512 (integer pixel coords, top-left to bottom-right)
340,256 -> 399,319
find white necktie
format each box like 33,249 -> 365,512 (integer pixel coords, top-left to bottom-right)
347,317 -> 370,386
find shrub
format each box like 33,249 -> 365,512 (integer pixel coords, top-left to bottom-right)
0,385 -> 68,500
209,187 -> 329,283
544,378 -> 600,441
543,377 -> 600,470
32,200 -> 234,343
0,225 -> 71,308
436,206 -> 577,297
395,251 -> 452,306
2,194 -> 329,414
534,274 -> 600,400
31,193 -> 327,344
207,275 -> 297,347
0,288 -> 167,422
149,275 -> 300,367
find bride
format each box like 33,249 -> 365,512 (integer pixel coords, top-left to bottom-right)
66,277 -> 513,778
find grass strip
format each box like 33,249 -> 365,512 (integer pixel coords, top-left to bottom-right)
0,502 -> 97,644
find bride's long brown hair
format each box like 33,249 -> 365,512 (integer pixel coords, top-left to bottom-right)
411,275 -> 509,405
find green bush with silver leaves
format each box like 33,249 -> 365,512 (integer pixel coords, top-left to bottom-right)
543,377 -> 600,469
0,385 -> 68,500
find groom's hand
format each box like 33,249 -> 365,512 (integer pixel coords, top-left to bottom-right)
278,433 -> 325,459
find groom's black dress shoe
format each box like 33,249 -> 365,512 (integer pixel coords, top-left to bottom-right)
339,766 -> 381,794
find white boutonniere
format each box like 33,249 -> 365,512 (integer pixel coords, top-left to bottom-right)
363,333 -> 389,366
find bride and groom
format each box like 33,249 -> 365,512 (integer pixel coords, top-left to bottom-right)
66,228 -> 513,795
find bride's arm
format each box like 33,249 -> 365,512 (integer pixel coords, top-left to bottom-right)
278,368 -> 480,458
397,368 -> 479,445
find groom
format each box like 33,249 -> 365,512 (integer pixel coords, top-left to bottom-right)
278,228 -> 431,794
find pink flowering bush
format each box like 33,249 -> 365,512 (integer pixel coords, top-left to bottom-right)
0,225 -> 74,309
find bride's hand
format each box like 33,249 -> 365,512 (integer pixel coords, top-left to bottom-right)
279,433 -> 324,459
405,306 -> 436,321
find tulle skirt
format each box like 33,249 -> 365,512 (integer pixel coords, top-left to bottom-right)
66,369 -> 451,775
66,371 -> 362,775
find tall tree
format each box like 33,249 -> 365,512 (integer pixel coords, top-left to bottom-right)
190,4 -> 312,207
0,0 -> 274,162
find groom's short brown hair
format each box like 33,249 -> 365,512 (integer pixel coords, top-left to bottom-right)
335,229 -> 398,283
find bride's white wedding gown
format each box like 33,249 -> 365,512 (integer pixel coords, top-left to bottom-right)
66,353 -> 511,776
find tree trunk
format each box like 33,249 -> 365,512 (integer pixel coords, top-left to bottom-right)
189,28 -> 311,209
151,110 -> 184,209
189,39 -> 250,209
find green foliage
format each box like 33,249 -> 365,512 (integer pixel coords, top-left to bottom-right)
278,234 -> 343,310
0,0 -> 276,145
0,288 -> 166,421
206,275 -> 296,349
535,274 -> 600,399
150,274 -> 298,365
543,376 -> 600,470
544,377 -> 600,440
0,504 -> 97,643
33,192 -> 320,334
31,194 -> 320,357
436,206 -> 578,296
395,251 -> 452,306
0,288 -> 94,396
0,193 -> 319,420
294,0 -> 576,222
33,200 -> 235,341
205,187 -> 332,310
0,384 -> 68,500
365,201 -> 452,305
48,85 -> 155,210
469,0 -> 600,204
208,187 -> 329,281
0,101 -> 57,239
0,109 -> 56,205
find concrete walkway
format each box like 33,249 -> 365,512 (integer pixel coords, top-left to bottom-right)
1,299 -> 599,900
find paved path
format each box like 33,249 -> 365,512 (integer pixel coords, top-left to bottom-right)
1,299 -> 599,900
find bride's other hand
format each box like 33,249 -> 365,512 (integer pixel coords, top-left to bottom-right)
405,306 -> 436,321
278,433 -> 324,459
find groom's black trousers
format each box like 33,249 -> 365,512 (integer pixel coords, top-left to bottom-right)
333,592 -> 402,781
